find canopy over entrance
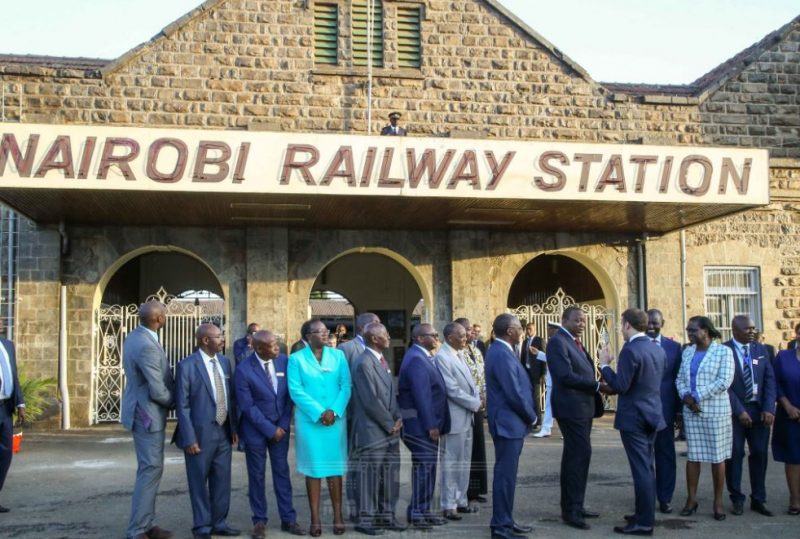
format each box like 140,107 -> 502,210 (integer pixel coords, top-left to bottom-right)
0,124 -> 769,234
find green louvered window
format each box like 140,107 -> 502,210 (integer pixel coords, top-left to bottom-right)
397,6 -> 422,68
352,1 -> 384,67
314,4 -> 339,65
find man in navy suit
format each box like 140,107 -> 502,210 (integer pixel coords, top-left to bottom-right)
397,323 -> 449,529
485,314 -> 536,539
600,308 -> 666,536
233,322 -> 260,366
645,309 -> 682,514
547,306 -> 602,530
234,330 -> 304,538
175,323 -> 240,539
724,315 -> 777,517
0,326 -> 24,514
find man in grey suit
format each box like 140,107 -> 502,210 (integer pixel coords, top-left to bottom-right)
121,301 -> 175,539
350,323 -> 405,535
436,322 -> 482,520
339,312 -> 380,521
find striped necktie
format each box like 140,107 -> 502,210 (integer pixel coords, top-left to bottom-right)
210,357 -> 227,425
741,344 -> 754,401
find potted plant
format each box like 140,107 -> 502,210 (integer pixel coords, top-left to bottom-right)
13,373 -> 57,452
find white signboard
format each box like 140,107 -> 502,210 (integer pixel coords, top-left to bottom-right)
0,123 -> 769,204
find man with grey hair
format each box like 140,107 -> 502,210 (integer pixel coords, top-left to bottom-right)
436,322 -> 481,520
121,300 -> 175,539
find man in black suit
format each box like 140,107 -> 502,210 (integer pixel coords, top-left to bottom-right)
724,315 -> 777,517
599,308 -> 666,536
380,112 -> 406,136
547,306 -> 601,530
520,323 -> 545,428
0,327 -> 24,514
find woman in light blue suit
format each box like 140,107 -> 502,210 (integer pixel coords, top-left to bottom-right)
676,316 -> 734,521
288,319 -> 351,537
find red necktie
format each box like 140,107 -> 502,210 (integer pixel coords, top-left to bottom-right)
379,355 -> 389,371
575,338 -> 585,352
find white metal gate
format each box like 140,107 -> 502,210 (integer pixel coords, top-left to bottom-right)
508,287 -> 617,409
92,287 -> 225,424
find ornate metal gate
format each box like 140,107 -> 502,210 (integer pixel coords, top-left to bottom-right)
91,287 -> 225,424
508,287 -> 617,409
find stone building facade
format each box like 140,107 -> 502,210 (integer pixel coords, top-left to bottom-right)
0,0 -> 798,427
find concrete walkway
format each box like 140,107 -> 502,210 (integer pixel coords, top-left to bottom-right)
1,417 -> 794,538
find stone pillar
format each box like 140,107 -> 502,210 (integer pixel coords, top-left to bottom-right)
246,226 -> 290,342
14,219 -> 62,422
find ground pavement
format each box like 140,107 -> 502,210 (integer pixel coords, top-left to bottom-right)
0,416 -> 794,538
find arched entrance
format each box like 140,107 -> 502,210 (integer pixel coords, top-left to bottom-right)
92,249 -> 225,424
507,253 -> 619,410
310,251 -> 426,373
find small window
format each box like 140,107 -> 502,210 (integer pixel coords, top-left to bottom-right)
704,266 -> 762,341
352,0 -> 384,67
314,3 -> 339,65
397,6 -> 421,68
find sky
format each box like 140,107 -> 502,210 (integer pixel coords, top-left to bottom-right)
0,1 -> 797,84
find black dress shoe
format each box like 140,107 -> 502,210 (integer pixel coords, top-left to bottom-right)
491,527 -> 528,539
443,510 -> 462,521
212,527 -> 241,536
751,501 -> 774,516
354,525 -> 384,536
424,515 -> 447,526
713,512 -> 726,521
512,523 -> 533,533
376,519 -> 407,531
659,502 -> 672,514
581,509 -> 600,518
563,515 -> 590,530
0,504 -> 9,513
679,502 -> 698,516
613,524 -> 653,536
472,495 -> 488,503
731,501 -> 744,515
410,519 -> 432,530
281,522 -> 306,536
457,504 -> 478,513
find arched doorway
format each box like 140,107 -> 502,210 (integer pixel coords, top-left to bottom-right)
92,249 -> 225,424
507,254 -> 605,307
310,252 -> 425,373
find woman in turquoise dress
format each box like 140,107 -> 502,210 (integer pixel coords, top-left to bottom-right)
288,319 -> 351,536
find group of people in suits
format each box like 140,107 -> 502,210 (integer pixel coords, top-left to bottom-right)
119,297 -> 800,539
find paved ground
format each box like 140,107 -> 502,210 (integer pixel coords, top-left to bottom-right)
1,417 -> 795,538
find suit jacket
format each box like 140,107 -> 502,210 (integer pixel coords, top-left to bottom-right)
398,345 -> 450,439
380,125 -> 406,136
338,337 -> 366,369
485,340 -> 536,439
350,348 -> 400,449
676,342 -> 734,417
435,343 -> 481,434
234,352 -> 292,446
521,335 -> 545,377
547,328 -> 598,419
723,340 -> 777,417
658,337 -> 683,424
121,326 -> 174,432
175,351 -> 237,449
0,338 -> 23,416
232,336 -> 252,365
601,336 -> 666,433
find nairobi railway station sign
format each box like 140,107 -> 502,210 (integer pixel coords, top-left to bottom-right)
0,124 -> 769,205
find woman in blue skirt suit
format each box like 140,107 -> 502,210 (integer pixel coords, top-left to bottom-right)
772,343 -> 800,514
288,319 -> 351,536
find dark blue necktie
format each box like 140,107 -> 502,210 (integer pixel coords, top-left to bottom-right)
741,344 -> 754,401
